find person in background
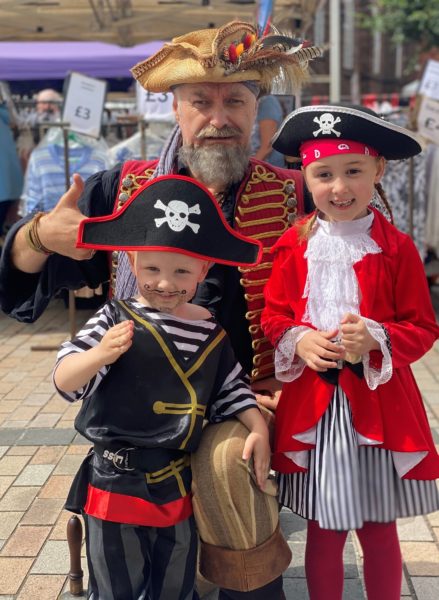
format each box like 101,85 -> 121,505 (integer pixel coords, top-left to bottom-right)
251,94 -> 285,167
34,88 -> 62,123
0,82 -> 24,243
261,104 -> 439,600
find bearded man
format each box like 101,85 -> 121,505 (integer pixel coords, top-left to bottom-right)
0,21 -> 320,600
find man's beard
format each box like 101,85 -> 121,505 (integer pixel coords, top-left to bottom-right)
178,136 -> 250,189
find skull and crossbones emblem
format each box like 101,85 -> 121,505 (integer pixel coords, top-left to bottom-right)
313,113 -> 341,137
154,199 -> 201,233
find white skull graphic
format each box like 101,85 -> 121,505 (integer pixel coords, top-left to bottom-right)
154,199 -> 201,233
313,113 -> 341,137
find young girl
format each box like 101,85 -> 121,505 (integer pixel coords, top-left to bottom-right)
261,105 -> 439,600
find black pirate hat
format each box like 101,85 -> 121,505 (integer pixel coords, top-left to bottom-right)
77,175 -> 262,267
272,104 -> 424,160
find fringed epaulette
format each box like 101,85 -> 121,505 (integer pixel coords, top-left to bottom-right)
235,161 -> 303,382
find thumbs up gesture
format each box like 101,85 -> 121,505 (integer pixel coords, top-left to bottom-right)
37,173 -> 95,260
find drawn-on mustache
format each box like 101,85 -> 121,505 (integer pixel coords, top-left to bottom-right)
196,125 -> 241,139
143,284 -> 187,296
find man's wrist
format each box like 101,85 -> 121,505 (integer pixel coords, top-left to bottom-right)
24,212 -> 54,256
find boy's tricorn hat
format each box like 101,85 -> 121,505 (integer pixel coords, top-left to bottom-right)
272,104 -> 425,160
131,20 -> 322,94
77,175 -> 262,267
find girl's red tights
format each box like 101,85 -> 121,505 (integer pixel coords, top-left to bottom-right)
305,520 -> 402,600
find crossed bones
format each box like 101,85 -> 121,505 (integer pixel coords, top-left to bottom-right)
154,199 -> 201,233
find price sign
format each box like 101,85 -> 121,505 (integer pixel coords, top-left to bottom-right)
419,60 -> 439,101
417,96 -> 439,146
62,72 -> 107,138
136,83 -> 175,122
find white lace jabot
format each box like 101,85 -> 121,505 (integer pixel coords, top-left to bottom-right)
303,212 -> 381,331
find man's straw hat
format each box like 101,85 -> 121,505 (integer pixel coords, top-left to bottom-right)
131,20 -> 322,94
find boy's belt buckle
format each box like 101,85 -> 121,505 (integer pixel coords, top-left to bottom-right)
106,447 -> 136,471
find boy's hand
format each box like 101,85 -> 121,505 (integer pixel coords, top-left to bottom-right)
97,321 -> 134,365
340,313 -> 380,357
242,430 -> 271,491
296,328 -> 344,372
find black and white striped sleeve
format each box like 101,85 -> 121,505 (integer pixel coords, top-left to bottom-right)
208,338 -> 258,423
53,302 -> 116,402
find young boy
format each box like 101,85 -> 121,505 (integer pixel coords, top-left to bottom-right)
53,174 -> 270,600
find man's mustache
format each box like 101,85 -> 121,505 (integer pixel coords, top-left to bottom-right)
143,284 -> 186,296
196,125 -> 242,139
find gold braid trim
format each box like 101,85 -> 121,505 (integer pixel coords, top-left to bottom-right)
111,167 -> 156,295
235,164 -> 298,381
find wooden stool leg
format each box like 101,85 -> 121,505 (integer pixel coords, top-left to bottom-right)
67,514 -> 84,596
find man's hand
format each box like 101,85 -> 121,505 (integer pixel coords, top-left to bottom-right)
251,376 -> 282,411
37,173 -> 95,260
242,430 -> 271,491
296,328 -> 344,372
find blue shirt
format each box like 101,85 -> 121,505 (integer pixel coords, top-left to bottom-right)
251,95 -> 285,167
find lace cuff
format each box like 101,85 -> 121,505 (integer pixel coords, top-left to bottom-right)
275,326 -> 311,382
361,317 -> 393,390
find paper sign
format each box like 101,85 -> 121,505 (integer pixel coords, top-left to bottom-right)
62,72 -> 107,138
419,59 -> 439,101
136,83 -> 175,122
417,96 -> 439,145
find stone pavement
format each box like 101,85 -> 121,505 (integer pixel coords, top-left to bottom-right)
0,298 -> 438,599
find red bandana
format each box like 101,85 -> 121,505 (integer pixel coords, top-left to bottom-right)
300,139 -> 379,167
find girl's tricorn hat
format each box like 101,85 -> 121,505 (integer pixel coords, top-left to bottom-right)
131,20 -> 322,95
77,175 -> 262,267
272,104 -> 425,160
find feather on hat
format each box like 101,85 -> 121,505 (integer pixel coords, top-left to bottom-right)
131,21 -> 322,95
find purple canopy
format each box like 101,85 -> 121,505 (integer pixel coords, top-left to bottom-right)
0,41 -> 164,80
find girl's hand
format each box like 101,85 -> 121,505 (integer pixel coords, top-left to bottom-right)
340,313 -> 380,357
242,430 -> 271,491
296,328 -> 344,371
97,321 -> 134,365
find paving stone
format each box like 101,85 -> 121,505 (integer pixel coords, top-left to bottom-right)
72,433 -> 90,445
28,413 -> 61,428
0,455 -> 30,476
398,516 -> 433,541
0,558 -> 33,595
6,447 -> 38,456
9,406 -> 40,422
41,396 -> 69,413
15,428 -> 76,446
410,576 -> 439,600
31,540 -> 71,574
66,445 -> 90,456
22,394 -> 51,407
16,574 -> 66,600
1,525 -> 51,557
0,477 -> 15,500
1,420 -> 29,429
39,475 -> 73,499
0,487 -> 39,512
400,542 -> 439,576
0,448 -> 7,460
30,445 -> 66,465
0,430 -> 21,446
0,512 -> 23,539
53,454 -> 85,476
20,498 -> 64,526
14,464 -> 55,487
56,420 -> 76,429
